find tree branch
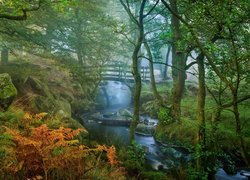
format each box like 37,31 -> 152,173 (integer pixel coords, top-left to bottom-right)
138,55 -> 197,76
185,61 -> 197,70
161,0 -> 234,91
222,95 -> 250,108
143,0 -> 160,18
119,0 -> 139,26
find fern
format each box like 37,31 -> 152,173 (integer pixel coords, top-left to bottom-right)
3,122 -> 124,179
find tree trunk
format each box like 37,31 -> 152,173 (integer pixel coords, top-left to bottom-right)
119,0 -> 150,143
197,53 -> 206,145
233,94 -> 249,166
163,45 -> 171,80
196,53 -> 206,170
1,48 -> 9,65
74,6 -> 84,66
170,0 -> 186,122
129,0 -> 147,143
144,41 -> 163,104
130,38 -> 142,143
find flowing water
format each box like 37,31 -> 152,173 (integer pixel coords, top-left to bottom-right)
83,80 -> 189,170
82,81 -> 250,176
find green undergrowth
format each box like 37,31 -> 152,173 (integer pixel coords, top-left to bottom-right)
155,118 -> 198,148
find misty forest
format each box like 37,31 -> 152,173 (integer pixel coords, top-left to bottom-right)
0,0 -> 249,179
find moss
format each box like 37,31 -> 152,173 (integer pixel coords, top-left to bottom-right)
0,73 -> 17,110
141,171 -> 168,180
155,118 -> 198,148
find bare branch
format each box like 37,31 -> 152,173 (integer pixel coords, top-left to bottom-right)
222,95 -> 250,108
119,0 -> 139,26
185,61 -> 197,70
143,0 -> 160,18
138,55 -> 197,76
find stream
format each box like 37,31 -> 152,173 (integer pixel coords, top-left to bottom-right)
81,81 -> 250,179
82,112 -> 190,171
82,80 -> 190,171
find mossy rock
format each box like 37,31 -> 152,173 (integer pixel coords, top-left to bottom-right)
24,76 -> 53,98
30,96 -> 55,113
59,91 -> 74,102
71,99 -> 94,115
55,99 -> 72,117
135,124 -> 155,136
72,83 -> 85,97
0,73 -> 17,110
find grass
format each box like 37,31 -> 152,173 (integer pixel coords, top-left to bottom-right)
152,82 -> 250,154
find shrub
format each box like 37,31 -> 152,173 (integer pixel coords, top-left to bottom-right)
158,107 -> 173,125
123,141 -> 145,176
141,171 -> 168,180
0,112 -> 125,179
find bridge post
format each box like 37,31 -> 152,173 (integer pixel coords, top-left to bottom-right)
142,67 -> 146,82
118,64 -> 121,81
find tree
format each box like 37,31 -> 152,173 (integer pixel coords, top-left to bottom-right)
0,0 -> 70,66
162,0 -> 250,167
161,0 -> 188,122
119,0 -> 161,142
119,0 -> 144,142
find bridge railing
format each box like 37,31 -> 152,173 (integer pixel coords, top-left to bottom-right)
101,63 -> 150,82
77,62 -> 150,82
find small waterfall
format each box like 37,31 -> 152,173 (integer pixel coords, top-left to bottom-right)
96,81 -> 132,110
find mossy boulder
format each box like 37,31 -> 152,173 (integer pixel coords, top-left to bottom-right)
24,76 -> 52,98
0,73 -> 17,110
72,83 -> 85,97
30,96 -> 55,113
135,123 -> 155,136
54,99 -> 72,119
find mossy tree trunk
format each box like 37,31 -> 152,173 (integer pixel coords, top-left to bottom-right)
120,0 -> 146,143
120,0 -> 160,143
170,0 -> 186,122
196,53 -> 206,170
74,6 -> 84,66
163,45 -> 171,80
232,93 -> 249,166
144,41 -> 163,104
1,48 -> 9,65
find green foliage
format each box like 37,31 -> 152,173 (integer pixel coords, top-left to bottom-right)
0,133 -> 15,176
0,108 -> 24,129
155,118 -> 198,147
142,100 -> 159,117
141,171 -> 168,180
185,164 -> 208,180
123,141 -> 145,175
0,134 -> 14,159
158,107 -> 173,125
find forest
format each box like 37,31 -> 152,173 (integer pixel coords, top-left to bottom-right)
0,0 -> 249,179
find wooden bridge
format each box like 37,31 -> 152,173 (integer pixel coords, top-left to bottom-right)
81,62 -> 151,83
101,62 -> 150,82
72,61 -> 150,83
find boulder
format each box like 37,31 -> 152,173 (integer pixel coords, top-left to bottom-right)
55,99 -> 72,119
72,83 -> 85,97
135,123 -> 156,136
161,147 -> 183,160
24,76 -> 52,98
31,96 -> 55,113
0,73 -> 17,110
118,108 -> 133,118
